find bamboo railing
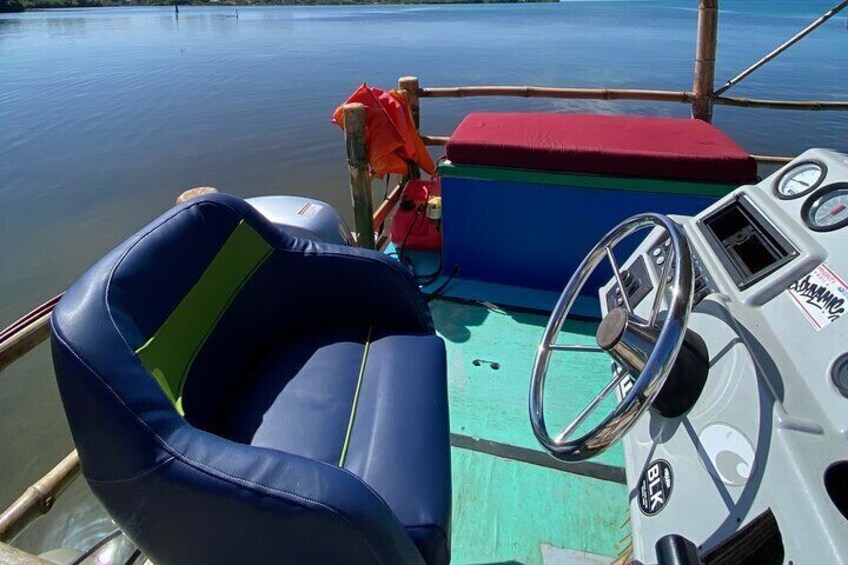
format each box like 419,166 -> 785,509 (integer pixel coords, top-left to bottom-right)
0,295 -> 60,374
419,86 -> 695,103
0,295 -> 82,545
0,452 -> 80,543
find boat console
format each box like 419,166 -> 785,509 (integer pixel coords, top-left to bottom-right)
532,148 -> 848,563
602,148 -> 848,562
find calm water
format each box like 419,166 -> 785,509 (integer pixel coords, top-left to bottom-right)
1,0 -> 846,553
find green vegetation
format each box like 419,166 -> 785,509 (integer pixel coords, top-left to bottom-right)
1,0 -> 28,12
8,0 -> 554,9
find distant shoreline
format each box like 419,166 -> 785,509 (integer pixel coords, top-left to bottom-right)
2,0 -> 556,12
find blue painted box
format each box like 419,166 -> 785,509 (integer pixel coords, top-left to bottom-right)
439,162 -> 734,293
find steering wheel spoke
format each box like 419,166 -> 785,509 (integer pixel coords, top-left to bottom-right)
605,245 -> 633,313
553,371 -> 620,444
548,343 -> 602,353
648,243 -> 675,327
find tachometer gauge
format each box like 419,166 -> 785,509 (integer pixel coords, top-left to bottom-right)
774,160 -> 826,199
803,183 -> 848,232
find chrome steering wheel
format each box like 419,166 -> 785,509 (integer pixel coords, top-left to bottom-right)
530,214 -> 694,462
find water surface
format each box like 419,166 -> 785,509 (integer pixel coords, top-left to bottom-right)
1,0 -> 846,553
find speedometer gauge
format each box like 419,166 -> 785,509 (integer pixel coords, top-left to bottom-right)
774,161 -> 826,199
803,183 -> 848,232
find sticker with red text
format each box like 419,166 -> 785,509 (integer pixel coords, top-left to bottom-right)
786,263 -> 848,331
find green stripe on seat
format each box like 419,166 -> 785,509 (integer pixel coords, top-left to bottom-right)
438,162 -> 736,198
339,325 -> 373,467
136,220 -> 272,413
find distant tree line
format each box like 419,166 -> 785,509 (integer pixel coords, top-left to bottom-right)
1,0 -> 27,11
2,0 -> 554,10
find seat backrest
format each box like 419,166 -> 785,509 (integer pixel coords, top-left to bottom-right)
51,194 -> 425,564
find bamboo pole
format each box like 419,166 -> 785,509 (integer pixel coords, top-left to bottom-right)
0,451 -> 81,543
176,186 -> 219,204
0,542 -> 54,565
751,154 -> 795,165
0,295 -> 63,373
692,0 -> 718,122
714,96 -> 848,111
714,0 -> 848,96
421,135 -> 449,146
372,182 -> 404,232
419,86 -> 694,103
413,84 -> 843,112
0,314 -> 51,374
399,76 -> 422,180
398,76 -> 421,129
342,103 -> 375,249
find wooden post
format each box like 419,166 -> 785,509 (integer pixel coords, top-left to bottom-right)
398,76 -> 420,129
343,103 -> 375,249
176,186 -> 218,204
399,76 -> 421,180
692,0 -> 718,122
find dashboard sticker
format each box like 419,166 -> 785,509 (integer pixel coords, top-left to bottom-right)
786,263 -> 848,331
638,459 -> 673,516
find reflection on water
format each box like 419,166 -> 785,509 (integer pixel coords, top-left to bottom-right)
0,0 -> 846,555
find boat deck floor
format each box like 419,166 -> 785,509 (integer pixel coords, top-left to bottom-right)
430,297 -> 631,563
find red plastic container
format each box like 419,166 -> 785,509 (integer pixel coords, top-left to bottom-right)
390,179 -> 442,252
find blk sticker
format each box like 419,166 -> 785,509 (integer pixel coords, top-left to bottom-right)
638,459 -> 673,516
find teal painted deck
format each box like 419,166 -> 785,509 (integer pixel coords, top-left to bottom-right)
431,299 -> 631,563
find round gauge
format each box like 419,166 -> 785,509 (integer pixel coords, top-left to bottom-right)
774,160 -> 826,199
802,183 -> 848,232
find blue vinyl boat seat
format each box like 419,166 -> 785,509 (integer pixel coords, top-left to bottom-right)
50,194 -> 451,565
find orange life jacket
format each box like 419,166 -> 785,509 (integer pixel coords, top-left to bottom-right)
332,84 -> 436,178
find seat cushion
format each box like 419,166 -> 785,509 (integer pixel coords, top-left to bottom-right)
217,327 -> 451,565
446,112 -> 757,184
344,332 -> 451,565
221,327 -> 369,464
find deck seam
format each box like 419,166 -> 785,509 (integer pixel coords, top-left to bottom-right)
450,433 -> 626,485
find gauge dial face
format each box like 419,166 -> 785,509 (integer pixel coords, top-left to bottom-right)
805,184 -> 848,232
775,161 -> 825,199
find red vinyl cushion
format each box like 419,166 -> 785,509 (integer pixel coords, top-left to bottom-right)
446,113 -> 757,184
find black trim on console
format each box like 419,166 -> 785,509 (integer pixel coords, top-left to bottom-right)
698,196 -> 798,290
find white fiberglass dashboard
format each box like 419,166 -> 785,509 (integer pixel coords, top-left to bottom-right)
599,149 -> 848,564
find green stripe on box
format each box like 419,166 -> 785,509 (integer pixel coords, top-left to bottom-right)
136,220 -> 272,412
438,162 -> 735,198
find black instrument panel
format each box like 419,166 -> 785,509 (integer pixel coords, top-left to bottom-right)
698,196 -> 797,290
